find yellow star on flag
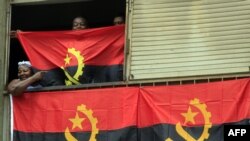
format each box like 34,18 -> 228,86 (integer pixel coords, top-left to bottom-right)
64,54 -> 72,65
69,112 -> 85,130
181,106 -> 198,125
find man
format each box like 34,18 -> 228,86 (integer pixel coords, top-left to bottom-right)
72,16 -> 88,30
113,16 -> 125,25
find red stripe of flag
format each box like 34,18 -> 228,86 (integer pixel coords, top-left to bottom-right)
17,25 -> 124,70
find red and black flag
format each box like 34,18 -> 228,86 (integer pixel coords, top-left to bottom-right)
12,87 -> 139,141
17,25 -> 125,86
12,78 -> 250,141
138,78 -> 250,141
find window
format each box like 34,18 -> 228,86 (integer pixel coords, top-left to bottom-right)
9,0 -> 126,87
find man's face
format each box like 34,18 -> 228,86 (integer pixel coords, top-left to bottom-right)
72,18 -> 87,30
113,17 -> 124,25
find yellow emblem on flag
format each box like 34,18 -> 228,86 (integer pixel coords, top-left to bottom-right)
64,104 -> 99,141
166,98 -> 212,141
61,48 -> 84,86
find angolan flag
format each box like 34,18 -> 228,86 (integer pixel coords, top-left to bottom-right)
12,78 -> 250,141
12,87 -> 139,141
137,78 -> 250,141
17,25 -> 125,86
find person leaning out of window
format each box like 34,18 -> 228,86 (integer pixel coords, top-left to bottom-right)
7,61 -> 46,96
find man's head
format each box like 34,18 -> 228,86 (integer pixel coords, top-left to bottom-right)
113,16 -> 125,25
18,61 -> 33,80
72,16 -> 88,30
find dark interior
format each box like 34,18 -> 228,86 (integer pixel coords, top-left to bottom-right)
9,0 -> 126,82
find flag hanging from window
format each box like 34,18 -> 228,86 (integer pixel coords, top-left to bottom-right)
17,25 -> 125,86
12,87 -> 139,141
12,78 -> 250,141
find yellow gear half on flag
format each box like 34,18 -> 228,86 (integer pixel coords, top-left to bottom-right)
166,98 -> 212,141
64,104 -> 99,141
61,48 -> 84,86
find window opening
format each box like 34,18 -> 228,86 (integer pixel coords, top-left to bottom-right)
9,0 -> 126,89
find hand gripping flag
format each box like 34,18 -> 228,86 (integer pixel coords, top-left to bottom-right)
17,25 -> 125,86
